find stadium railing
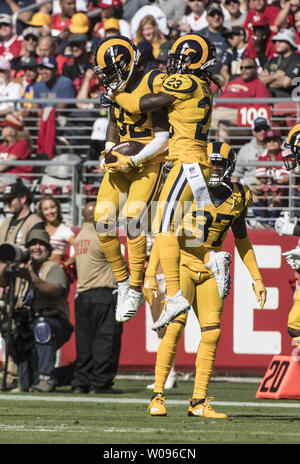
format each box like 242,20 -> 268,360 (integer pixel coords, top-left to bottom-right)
0,96 -> 298,227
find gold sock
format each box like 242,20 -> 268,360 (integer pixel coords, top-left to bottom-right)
192,328 -> 221,399
154,321 -> 184,393
127,235 -> 146,288
146,238 -> 159,277
156,233 -> 180,297
97,234 -> 128,283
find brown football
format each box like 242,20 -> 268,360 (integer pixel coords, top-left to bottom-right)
105,141 -> 145,164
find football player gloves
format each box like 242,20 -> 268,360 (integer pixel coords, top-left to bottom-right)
252,279 -> 267,310
99,149 -> 108,170
143,275 -> 158,307
104,151 -> 135,173
99,93 -> 112,108
282,248 -> 300,270
275,212 -> 297,236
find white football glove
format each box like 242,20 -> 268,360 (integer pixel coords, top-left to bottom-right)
274,212 -> 297,236
99,150 -> 108,170
282,248 -> 300,270
252,279 -> 267,310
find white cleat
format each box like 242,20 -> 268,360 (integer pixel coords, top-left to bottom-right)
116,288 -> 144,322
206,251 -> 231,299
115,278 -> 130,322
151,290 -> 190,332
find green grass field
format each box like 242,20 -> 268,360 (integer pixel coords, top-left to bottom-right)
0,376 -> 299,446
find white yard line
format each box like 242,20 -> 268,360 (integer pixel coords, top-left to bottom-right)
117,375 -> 263,384
0,394 -> 299,408
0,423 -> 299,437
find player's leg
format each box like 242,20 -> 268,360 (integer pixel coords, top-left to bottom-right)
119,164 -> 164,321
151,160 -> 211,331
188,274 -> 227,419
94,171 -> 130,318
147,313 -> 187,416
287,285 -> 300,349
148,265 -> 194,416
145,259 -> 178,390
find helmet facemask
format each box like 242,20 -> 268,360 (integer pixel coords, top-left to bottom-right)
283,145 -> 300,173
94,46 -> 141,95
166,34 -> 216,76
208,154 -> 235,187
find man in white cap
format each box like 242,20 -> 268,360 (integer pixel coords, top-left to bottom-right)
259,28 -> 300,97
0,13 -> 22,60
10,27 -> 39,78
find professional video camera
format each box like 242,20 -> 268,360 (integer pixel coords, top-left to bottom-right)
0,243 -> 32,390
0,243 -> 31,264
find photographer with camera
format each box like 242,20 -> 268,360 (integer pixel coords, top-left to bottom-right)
0,179 -> 44,390
0,229 -> 73,392
0,179 -> 44,245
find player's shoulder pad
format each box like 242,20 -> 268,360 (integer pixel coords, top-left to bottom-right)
146,69 -> 167,93
233,182 -> 253,207
162,74 -> 198,94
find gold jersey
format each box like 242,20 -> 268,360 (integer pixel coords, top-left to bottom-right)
179,183 -> 252,271
161,74 -> 213,165
112,69 -> 167,147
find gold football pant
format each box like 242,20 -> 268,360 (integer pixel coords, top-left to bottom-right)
153,264 -> 223,399
95,164 -> 163,287
153,159 -> 211,297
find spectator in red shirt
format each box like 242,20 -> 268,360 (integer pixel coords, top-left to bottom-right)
252,128 -> 289,227
51,0 -> 76,39
0,13 -> 22,61
244,0 -> 281,39
0,112 -> 33,190
62,34 -> 95,93
274,0 -> 300,30
212,57 -> 271,127
244,17 -> 277,70
218,57 -> 272,103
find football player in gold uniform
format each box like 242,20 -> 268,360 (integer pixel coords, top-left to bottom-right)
275,124 -> 300,352
144,142 -> 267,418
111,33 -> 228,331
93,36 -> 169,322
